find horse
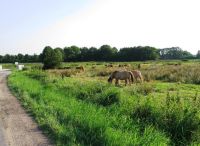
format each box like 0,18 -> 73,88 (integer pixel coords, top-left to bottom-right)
105,64 -> 113,67
108,70 -> 134,86
118,64 -> 131,68
76,66 -> 85,72
131,70 -> 143,83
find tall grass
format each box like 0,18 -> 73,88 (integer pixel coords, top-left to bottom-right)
9,70 -> 200,145
8,71 -> 170,145
142,64 -> 200,84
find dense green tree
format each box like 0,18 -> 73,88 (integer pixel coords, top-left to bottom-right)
80,47 -> 89,61
196,50 -> 200,59
2,54 -> 13,63
182,51 -> 194,59
118,46 -> 158,61
32,54 -> 40,62
88,47 -> 98,61
41,46 -> 63,69
64,46 -> 81,61
55,47 -> 64,59
160,47 -> 194,59
0,55 -> 3,62
0,45 -> 197,63
98,45 -> 118,61
17,53 -> 24,62
52,48 -> 63,67
41,46 -> 54,69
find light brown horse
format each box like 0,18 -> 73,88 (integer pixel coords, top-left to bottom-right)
105,64 -> 113,67
108,70 -> 134,86
76,66 -> 85,72
131,70 -> 143,83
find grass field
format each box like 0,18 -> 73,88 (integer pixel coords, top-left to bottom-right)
7,60 -> 200,145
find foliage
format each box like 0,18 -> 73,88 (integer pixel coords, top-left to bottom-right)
196,50 -> 200,59
118,46 -> 159,61
64,45 -> 81,61
41,46 -> 63,69
160,47 -> 195,59
0,54 -> 40,63
1,46 -> 198,63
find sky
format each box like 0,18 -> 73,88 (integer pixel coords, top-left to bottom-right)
0,0 -> 200,55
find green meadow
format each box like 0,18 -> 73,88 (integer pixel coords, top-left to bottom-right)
8,60 -> 200,145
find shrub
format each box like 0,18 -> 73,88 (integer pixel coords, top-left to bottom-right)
41,46 -> 63,69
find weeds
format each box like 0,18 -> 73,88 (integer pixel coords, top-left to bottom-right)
8,63 -> 200,145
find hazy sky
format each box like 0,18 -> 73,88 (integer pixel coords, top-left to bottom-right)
0,0 -> 200,55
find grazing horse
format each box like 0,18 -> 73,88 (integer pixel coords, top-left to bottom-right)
76,66 -> 85,72
131,70 -> 143,83
105,64 -> 113,67
108,71 -> 134,86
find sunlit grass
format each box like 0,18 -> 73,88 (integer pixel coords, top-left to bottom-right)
8,60 -> 200,145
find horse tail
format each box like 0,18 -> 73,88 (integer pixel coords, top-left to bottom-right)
129,71 -> 134,83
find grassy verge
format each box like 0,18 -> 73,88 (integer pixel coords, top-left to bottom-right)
8,71 -> 169,145
8,70 -> 200,145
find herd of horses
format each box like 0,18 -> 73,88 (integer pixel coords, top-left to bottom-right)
105,64 -> 143,86
61,64 -> 143,86
108,70 -> 143,86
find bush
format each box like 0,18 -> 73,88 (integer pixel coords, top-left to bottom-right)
41,46 -> 63,69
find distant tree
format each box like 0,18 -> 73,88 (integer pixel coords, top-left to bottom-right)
51,48 -> 63,67
17,53 -> 24,62
1,45 -> 196,63
41,46 -> 63,69
64,46 -> 81,61
55,47 -> 64,59
41,46 -> 53,69
0,55 -> 3,63
3,54 -> 12,63
32,54 -> 40,62
23,54 -> 29,62
98,45 -> 118,61
88,47 -> 98,61
196,50 -> 200,59
118,46 -> 158,61
182,51 -> 194,59
80,47 -> 89,61
160,47 -> 194,59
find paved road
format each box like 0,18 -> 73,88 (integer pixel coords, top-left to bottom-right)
0,70 -> 53,146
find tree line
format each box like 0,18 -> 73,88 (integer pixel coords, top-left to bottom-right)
0,54 -> 41,63
0,45 -> 199,64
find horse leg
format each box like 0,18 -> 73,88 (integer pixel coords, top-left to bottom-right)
127,79 -> 130,85
129,77 -> 133,85
115,79 -> 119,86
125,79 -> 128,86
140,76 -> 143,83
128,78 -> 131,85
